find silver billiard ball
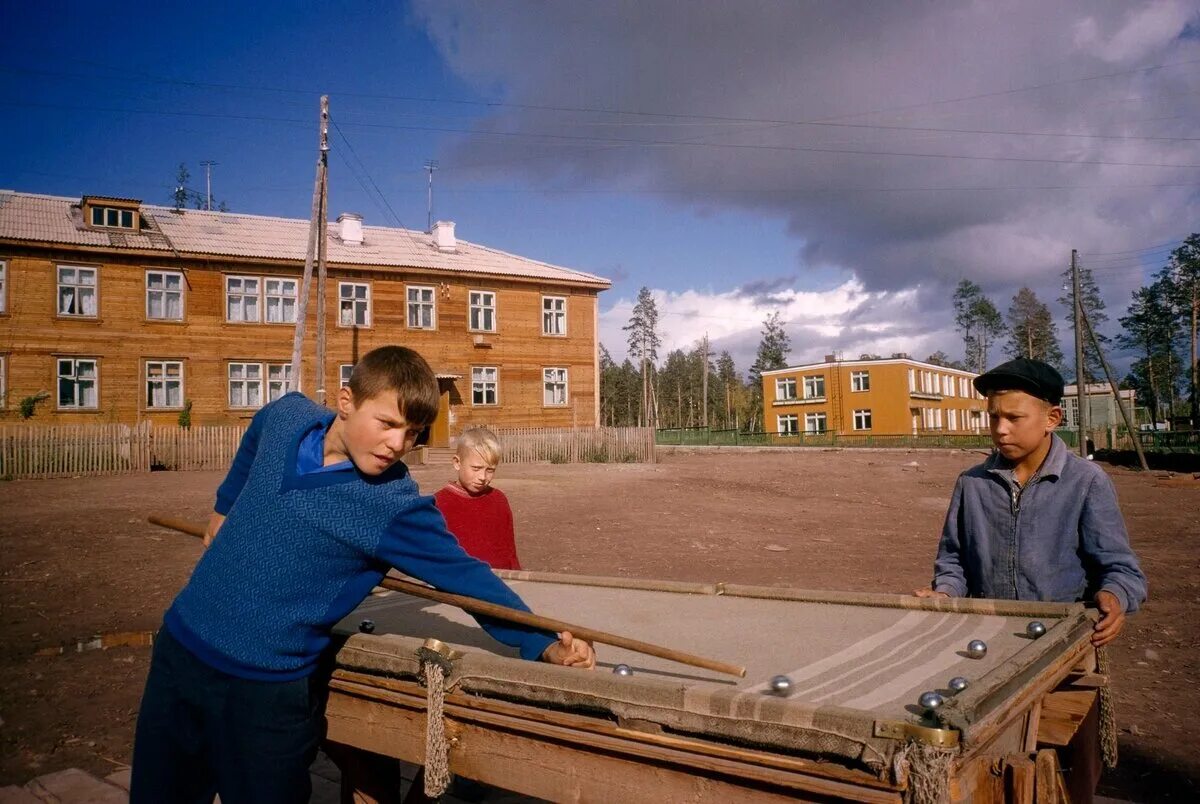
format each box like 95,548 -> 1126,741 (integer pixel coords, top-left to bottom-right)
948,676 -> 969,693
918,691 -> 945,712
966,639 -> 988,659
358,619 -> 375,634
613,664 -> 634,677
769,675 -> 793,696
1026,621 -> 1047,639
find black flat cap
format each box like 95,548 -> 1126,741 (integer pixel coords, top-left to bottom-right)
973,358 -> 1064,404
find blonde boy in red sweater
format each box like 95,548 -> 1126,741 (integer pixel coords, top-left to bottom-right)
434,428 -> 522,570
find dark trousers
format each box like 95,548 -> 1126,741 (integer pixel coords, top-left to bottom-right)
130,628 -> 324,804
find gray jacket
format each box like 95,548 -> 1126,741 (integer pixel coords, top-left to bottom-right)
933,434 -> 1147,612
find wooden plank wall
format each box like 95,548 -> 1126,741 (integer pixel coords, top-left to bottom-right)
0,249 -> 602,432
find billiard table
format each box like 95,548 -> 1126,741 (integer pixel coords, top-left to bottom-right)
326,570 -> 1105,803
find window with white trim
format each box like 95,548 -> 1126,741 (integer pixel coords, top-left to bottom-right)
777,414 -> 798,436
542,296 -> 566,336
908,368 -> 916,392
0,355 -> 6,407
804,412 -> 827,433
543,367 -> 568,406
775,377 -> 797,400
57,358 -> 98,409
146,270 -> 184,321
803,375 -> 825,399
407,285 -> 435,329
469,290 -> 496,332
850,370 -> 870,392
57,266 -> 97,316
853,409 -> 872,431
267,363 -> 293,402
948,408 -> 958,431
226,276 -> 260,322
264,278 -> 298,324
90,206 -> 136,229
228,362 -> 264,408
0,261 -> 7,313
339,282 -> 370,327
146,360 -> 184,408
340,364 -> 354,388
472,366 -> 498,405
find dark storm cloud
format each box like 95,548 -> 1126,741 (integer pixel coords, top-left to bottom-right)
412,1 -> 1200,364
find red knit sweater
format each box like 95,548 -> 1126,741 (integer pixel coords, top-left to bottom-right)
433,484 -> 522,570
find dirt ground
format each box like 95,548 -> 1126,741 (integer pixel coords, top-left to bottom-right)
0,448 -> 1196,801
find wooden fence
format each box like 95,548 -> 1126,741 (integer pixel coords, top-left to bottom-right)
492,426 -> 656,464
0,423 -> 247,480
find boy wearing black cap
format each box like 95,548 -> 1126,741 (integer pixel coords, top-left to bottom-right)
914,357 -> 1147,646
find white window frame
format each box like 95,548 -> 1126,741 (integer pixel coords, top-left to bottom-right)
406,285 -> 436,330
775,377 -> 797,400
948,408 -> 958,431
469,290 -> 497,332
908,368 -> 916,392
853,409 -> 872,431
804,412 -> 827,434
777,414 -> 799,436
471,366 -> 498,406
267,363 -> 293,402
0,354 -> 6,408
264,277 -> 299,324
0,260 -> 7,314
543,367 -> 568,407
225,276 -> 261,323
57,265 -> 98,317
90,206 -> 136,229
145,360 -> 184,409
803,375 -> 825,399
340,363 -> 354,388
145,270 -> 185,321
339,282 -> 371,327
850,370 -> 870,392
542,295 -> 567,336
228,362 -> 264,409
57,357 -> 98,409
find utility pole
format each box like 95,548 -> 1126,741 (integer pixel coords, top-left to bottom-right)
424,159 -> 439,233
1071,249 -> 1088,458
314,127 -> 330,405
200,160 -> 217,211
290,96 -> 330,396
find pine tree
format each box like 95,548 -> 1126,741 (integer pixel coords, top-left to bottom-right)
1161,234 -> 1200,424
1005,287 -> 1064,367
953,280 -> 1006,372
748,312 -> 790,431
1118,278 -> 1181,427
622,287 -> 663,427
925,351 -> 967,370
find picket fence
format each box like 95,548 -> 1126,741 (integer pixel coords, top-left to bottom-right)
489,425 -> 656,465
0,423 -> 246,480
0,423 -> 655,479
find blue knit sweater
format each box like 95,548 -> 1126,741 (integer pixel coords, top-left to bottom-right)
165,393 -> 555,680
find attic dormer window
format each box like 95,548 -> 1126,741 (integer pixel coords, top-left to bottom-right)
90,206 -> 136,229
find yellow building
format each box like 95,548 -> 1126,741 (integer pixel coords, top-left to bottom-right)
761,356 -> 987,436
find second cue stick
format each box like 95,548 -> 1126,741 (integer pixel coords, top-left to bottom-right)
148,515 -> 747,678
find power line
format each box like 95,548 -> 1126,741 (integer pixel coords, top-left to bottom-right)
8,98 -> 1200,170
328,116 -> 425,250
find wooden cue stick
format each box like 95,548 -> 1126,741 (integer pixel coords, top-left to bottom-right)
148,515 -> 747,678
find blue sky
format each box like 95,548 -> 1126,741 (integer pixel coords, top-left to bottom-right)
2,1 -> 1198,375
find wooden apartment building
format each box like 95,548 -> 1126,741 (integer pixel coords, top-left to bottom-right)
0,191 -> 610,446
761,356 -> 987,436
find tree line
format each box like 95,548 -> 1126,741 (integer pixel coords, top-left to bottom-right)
602,234 -> 1199,432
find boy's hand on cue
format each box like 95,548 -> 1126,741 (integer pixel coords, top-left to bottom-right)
541,631 -> 596,669
913,588 -> 949,599
1092,590 -> 1126,647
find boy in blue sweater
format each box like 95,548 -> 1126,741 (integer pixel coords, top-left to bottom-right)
130,346 -> 594,804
